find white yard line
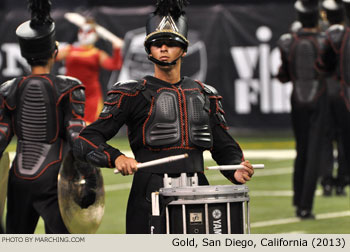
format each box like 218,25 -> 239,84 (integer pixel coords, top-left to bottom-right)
206,167 -> 293,182
9,149 -> 295,162
250,190 -> 322,197
251,211 -> 350,228
116,150 -> 296,160
281,231 -> 306,234
104,167 -> 294,192
242,149 -> 295,160
104,183 -> 132,191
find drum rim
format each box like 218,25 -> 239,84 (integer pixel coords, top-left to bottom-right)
167,197 -> 250,205
159,184 -> 249,196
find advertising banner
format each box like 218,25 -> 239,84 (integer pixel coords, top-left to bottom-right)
0,2 -> 295,129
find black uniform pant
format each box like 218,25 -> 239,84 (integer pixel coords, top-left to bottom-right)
320,88 -> 350,187
125,171 -> 209,234
6,163 -> 69,234
291,95 -> 327,211
332,95 -> 350,185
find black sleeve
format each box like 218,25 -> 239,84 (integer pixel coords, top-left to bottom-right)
73,89 -> 131,168
208,92 -> 244,184
277,48 -> 291,83
276,34 -> 292,83
315,35 -> 337,76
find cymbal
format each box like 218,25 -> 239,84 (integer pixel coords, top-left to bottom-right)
58,151 -> 105,234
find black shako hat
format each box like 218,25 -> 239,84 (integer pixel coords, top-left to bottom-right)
144,0 -> 189,55
16,0 -> 56,61
322,0 -> 344,25
294,0 -> 319,28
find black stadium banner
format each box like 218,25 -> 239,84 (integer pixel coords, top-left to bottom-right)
0,2 -> 296,129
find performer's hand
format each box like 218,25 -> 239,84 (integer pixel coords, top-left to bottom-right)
114,155 -> 138,176
112,39 -> 124,49
233,160 -> 254,184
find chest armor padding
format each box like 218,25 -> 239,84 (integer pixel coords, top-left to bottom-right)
16,78 -> 57,142
145,90 -> 181,146
144,82 -> 212,149
292,38 -> 319,103
186,90 -> 212,148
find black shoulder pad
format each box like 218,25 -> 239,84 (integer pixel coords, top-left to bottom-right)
0,78 -> 20,109
202,83 -> 219,96
110,80 -> 143,93
99,80 -> 143,119
326,24 -> 345,50
277,33 -> 293,52
99,92 -> 123,119
71,87 -> 85,117
71,87 -> 85,102
0,78 -> 19,98
56,75 -> 84,94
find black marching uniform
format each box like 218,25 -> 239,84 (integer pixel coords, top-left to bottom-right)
318,0 -> 349,196
277,27 -> 328,217
321,75 -> 349,195
74,75 -> 244,233
0,75 -> 85,233
316,23 -> 350,191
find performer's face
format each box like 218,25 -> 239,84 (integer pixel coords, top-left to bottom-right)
149,39 -> 186,65
78,24 -> 98,46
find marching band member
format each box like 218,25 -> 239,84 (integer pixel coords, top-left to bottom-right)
316,0 -> 350,198
74,0 -> 253,234
0,0 -> 85,233
277,0 -> 327,219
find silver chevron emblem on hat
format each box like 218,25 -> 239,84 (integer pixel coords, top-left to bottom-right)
156,15 -> 179,32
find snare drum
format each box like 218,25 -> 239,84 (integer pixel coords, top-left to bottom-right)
158,185 -> 250,234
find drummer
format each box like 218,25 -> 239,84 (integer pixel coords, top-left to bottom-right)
73,0 -> 254,234
0,0 -> 85,233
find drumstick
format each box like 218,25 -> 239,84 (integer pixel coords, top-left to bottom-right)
114,154 -> 189,174
206,164 -> 264,171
